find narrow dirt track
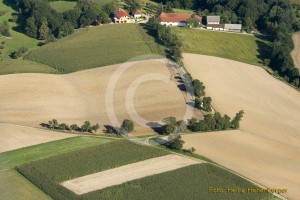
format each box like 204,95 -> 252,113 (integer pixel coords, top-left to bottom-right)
183,53 -> 300,200
292,32 -> 300,70
61,154 -> 200,194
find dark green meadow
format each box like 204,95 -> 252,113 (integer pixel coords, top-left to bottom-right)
25,24 -> 165,73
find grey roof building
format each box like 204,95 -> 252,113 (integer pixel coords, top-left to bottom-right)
224,24 -> 242,31
207,16 -> 220,24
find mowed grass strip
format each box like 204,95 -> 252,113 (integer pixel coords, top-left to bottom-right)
50,1 -> 76,12
17,140 -> 169,200
90,0 -> 115,6
84,163 -> 278,200
173,27 -> 271,66
0,170 -> 51,200
0,136 -> 112,171
0,59 -> 58,75
25,24 -> 165,73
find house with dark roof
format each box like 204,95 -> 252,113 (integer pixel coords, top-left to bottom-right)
206,24 -> 224,31
159,12 -> 202,27
114,8 -> 130,23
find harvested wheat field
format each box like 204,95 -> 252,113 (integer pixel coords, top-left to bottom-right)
61,154 -> 200,195
0,123 -> 74,153
0,59 -> 188,135
292,32 -> 300,70
183,53 -> 300,200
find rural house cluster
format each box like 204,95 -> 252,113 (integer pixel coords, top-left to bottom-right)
113,8 -> 242,32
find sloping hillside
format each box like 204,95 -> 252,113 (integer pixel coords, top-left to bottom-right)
183,53 -> 300,200
0,59 -> 188,135
25,24 -> 165,73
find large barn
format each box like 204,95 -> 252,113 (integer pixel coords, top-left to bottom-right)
159,12 -> 202,27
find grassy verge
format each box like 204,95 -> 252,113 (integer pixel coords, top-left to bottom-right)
173,27 -> 271,66
0,170 -> 51,200
25,24 -> 165,73
49,1 -> 76,12
83,163 -> 278,200
0,136 -> 112,171
0,59 -> 58,75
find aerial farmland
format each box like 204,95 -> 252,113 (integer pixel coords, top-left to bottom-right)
0,0 -> 299,200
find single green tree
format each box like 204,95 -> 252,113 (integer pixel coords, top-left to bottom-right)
70,124 -> 79,131
121,119 -> 134,133
25,17 -> 38,38
81,121 -> 92,133
165,135 -> 185,150
91,123 -> 100,133
231,110 -> 245,129
0,20 -> 11,37
39,18 -> 50,40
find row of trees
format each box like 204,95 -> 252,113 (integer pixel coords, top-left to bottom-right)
162,110 -> 244,135
188,110 -> 244,132
44,118 -> 135,135
47,119 -> 100,134
147,17 -> 182,61
13,0 -> 116,40
192,79 -> 212,112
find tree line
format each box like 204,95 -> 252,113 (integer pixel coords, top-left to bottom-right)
147,17 -> 182,61
12,0 -> 116,40
42,118 -> 134,135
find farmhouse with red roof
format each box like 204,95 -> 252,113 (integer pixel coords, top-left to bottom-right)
159,12 -> 202,27
114,8 -> 130,23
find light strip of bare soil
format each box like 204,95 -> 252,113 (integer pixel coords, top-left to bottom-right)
61,154 -> 200,195
292,32 -> 300,70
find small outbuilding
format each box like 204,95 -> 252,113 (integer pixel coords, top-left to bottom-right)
207,16 -> 220,24
224,24 -> 242,32
206,24 -> 224,31
132,9 -> 143,18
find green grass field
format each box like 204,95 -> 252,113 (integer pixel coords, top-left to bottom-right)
173,8 -> 195,14
0,170 -> 51,200
84,163 -> 278,200
0,136 -> 113,200
91,0 -> 115,6
0,59 -> 58,75
17,140 -> 169,200
50,1 -> 76,12
173,27 -> 271,66
25,24 -> 165,73
0,136 -> 113,171
17,139 -> 278,200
